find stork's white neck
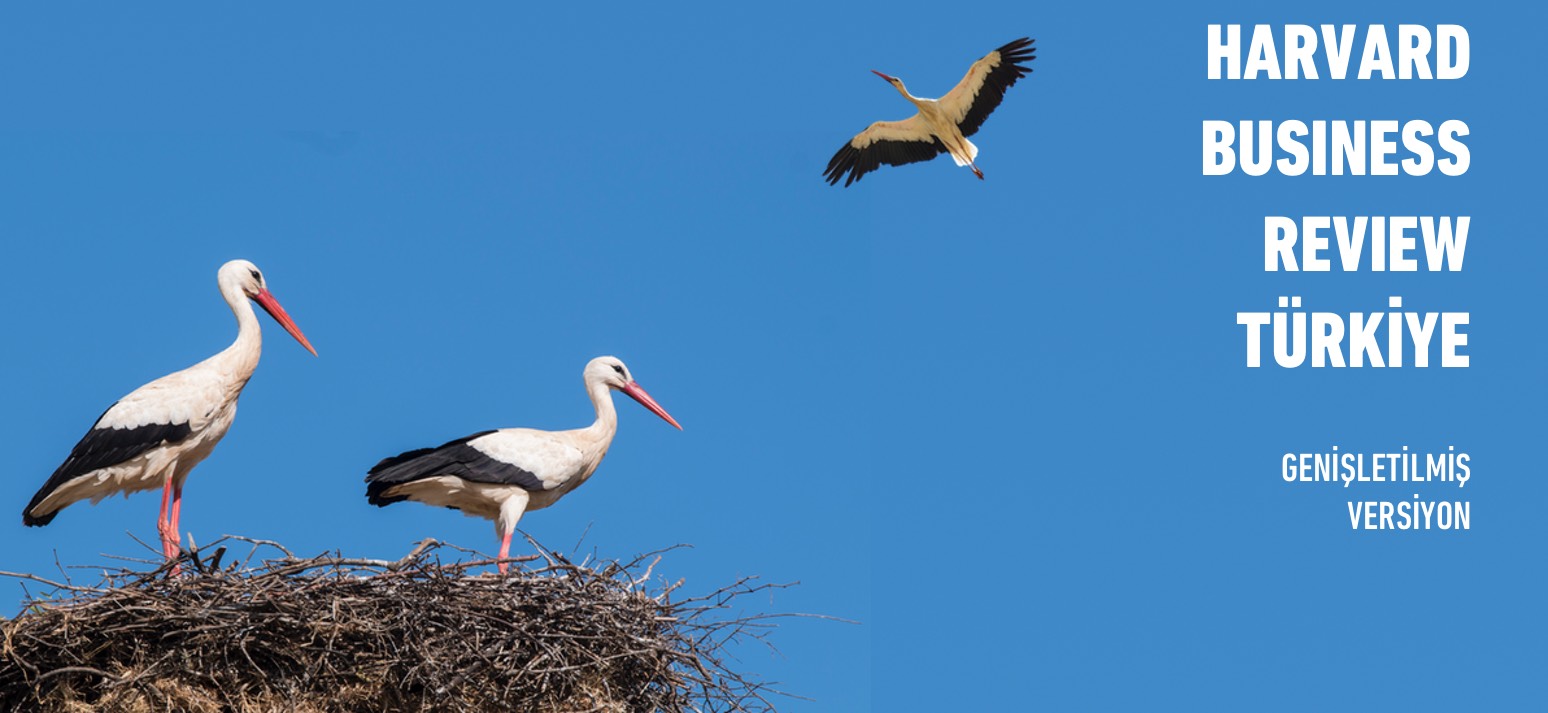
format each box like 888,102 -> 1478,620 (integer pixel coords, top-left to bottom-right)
582,378 -> 620,446
214,277 -> 263,389
892,80 -> 924,106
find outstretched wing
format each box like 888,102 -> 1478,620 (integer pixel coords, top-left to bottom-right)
824,115 -> 946,187
938,37 -> 1036,138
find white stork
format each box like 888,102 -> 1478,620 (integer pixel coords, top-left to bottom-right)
365,356 -> 681,573
824,37 -> 1036,186
22,260 -> 316,568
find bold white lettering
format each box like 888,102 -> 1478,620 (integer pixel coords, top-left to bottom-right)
1208,25 -> 1240,79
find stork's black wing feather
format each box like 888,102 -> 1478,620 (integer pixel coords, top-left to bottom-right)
23,403 -> 194,526
365,430 -> 545,505
955,37 -> 1036,138
824,135 -> 946,187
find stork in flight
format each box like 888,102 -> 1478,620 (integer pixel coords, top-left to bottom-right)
23,260 -> 317,568
365,356 -> 681,573
824,37 -> 1036,186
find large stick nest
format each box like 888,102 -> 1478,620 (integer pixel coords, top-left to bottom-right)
0,537 -> 788,712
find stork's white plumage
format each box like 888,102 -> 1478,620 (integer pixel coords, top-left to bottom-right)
22,260 -> 317,569
365,356 -> 681,573
825,38 -> 1036,186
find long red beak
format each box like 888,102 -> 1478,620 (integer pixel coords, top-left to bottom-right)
620,381 -> 682,430
871,70 -> 894,82
253,289 -> 318,356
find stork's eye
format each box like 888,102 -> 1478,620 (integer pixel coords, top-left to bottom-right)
611,364 -> 625,376
249,269 -> 262,281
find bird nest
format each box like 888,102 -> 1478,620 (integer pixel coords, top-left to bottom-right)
0,537 -> 790,712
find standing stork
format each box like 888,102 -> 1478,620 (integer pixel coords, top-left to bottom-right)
365,356 -> 681,573
824,37 -> 1036,186
22,260 -> 317,568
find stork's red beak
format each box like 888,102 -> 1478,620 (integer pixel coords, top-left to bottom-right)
620,381 -> 682,430
871,70 -> 895,82
253,289 -> 318,356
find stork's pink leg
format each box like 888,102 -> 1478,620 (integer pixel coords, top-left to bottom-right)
498,531 -> 513,574
168,482 -> 184,559
157,476 -> 176,560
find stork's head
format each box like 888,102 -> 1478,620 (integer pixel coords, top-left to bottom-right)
871,70 -> 916,99
218,259 -> 318,356
586,356 -> 682,430
219,258 -> 267,296
872,70 -> 907,93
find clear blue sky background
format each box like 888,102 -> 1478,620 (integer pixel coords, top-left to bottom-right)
1,2 -> 1542,711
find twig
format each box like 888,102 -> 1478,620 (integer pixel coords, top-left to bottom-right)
0,571 -> 98,594
34,665 -> 113,685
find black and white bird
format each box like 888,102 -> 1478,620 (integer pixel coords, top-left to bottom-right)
365,356 -> 681,572
22,260 -> 316,567
824,37 -> 1036,186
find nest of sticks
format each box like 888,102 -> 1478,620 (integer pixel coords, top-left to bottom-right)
0,537 -> 791,712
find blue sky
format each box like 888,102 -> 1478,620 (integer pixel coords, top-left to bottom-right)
2,2 -> 1544,711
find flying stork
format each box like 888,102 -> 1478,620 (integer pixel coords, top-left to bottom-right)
365,356 -> 682,573
22,260 -> 317,568
824,37 -> 1036,186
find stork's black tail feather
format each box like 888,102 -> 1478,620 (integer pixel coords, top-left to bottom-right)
365,430 -> 498,506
